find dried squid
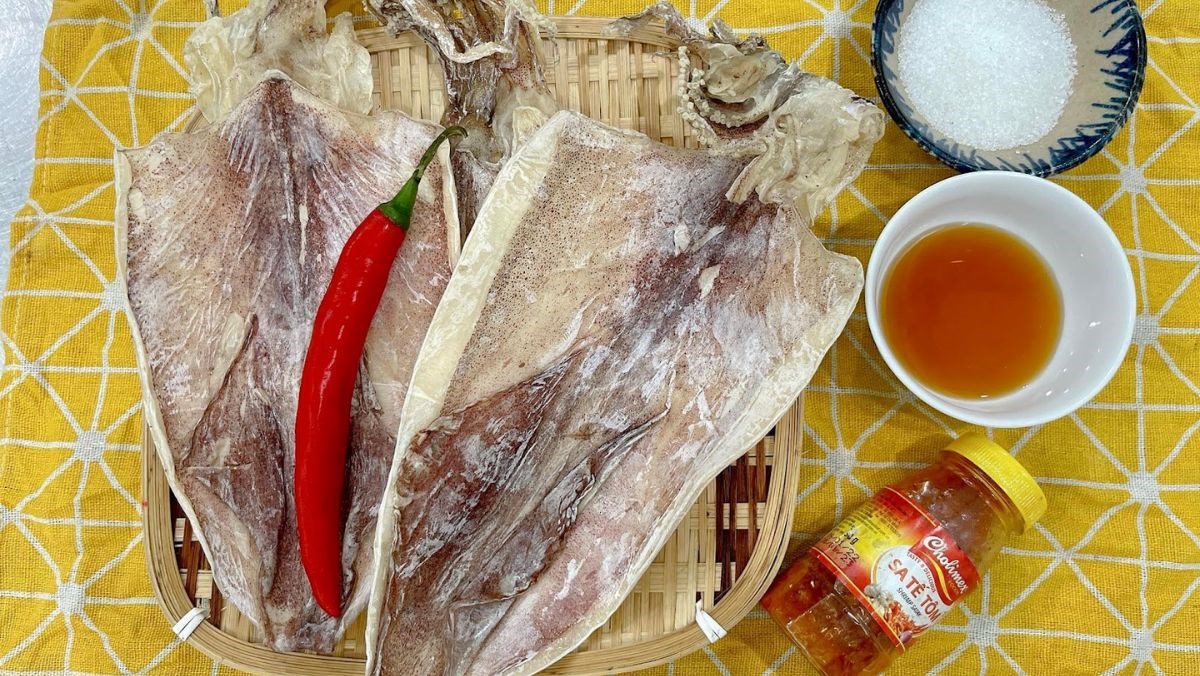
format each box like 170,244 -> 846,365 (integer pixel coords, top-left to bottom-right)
362,5 -> 884,667
118,0 -> 459,652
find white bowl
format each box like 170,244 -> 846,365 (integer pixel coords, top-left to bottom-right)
865,171 -> 1135,428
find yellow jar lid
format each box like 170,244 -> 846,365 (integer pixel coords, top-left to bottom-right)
945,434 -> 1047,531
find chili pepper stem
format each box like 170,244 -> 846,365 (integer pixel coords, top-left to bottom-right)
378,125 -> 466,227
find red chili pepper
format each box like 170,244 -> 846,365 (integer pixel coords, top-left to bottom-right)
295,126 -> 464,618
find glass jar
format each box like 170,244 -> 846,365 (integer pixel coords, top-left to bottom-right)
761,435 -> 1046,676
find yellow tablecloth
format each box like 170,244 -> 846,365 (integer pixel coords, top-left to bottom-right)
2,0 -> 1197,673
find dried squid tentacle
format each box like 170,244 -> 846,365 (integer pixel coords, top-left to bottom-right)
609,2 -> 886,220
366,0 -> 558,230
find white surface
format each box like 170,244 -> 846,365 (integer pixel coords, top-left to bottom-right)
0,0 -> 53,284
865,171 -> 1135,428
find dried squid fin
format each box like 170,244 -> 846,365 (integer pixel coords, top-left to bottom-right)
388,354 -> 574,568
184,0 -> 373,123
372,355 -> 575,675
443,409 -> 666,675
371,348 -> 664,676
180,312 -> 330,650
177,315 -> 288,629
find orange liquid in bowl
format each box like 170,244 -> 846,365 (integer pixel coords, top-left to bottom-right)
880,224 -> 1063,399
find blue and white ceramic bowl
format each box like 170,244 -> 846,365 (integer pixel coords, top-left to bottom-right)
873,0 -> 1147,177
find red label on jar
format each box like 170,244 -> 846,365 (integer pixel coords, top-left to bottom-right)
810,487 -> 980,648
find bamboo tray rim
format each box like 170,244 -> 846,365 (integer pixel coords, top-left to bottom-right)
352,16 -> 685,50
141,15 -> 804,676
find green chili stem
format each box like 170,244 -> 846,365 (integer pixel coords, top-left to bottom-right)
378,125 -> 466,228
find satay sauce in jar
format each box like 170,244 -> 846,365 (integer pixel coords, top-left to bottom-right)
761,435 -> 1046,675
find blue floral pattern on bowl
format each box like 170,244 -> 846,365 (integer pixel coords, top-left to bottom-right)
872,0 -> 1146,177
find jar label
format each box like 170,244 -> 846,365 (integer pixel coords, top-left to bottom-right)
810,487 -> 980,649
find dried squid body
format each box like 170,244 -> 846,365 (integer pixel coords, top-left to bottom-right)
365,107 -> 873,674
119,0 -> 460,652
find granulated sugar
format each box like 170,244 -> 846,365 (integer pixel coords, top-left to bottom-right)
897,0 -> 1077,151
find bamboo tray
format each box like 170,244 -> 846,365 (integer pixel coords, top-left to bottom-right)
141,17 -> 805,675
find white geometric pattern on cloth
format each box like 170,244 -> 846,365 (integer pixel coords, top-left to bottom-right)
0,0 -> 214,672
0,0 -> 1197,674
